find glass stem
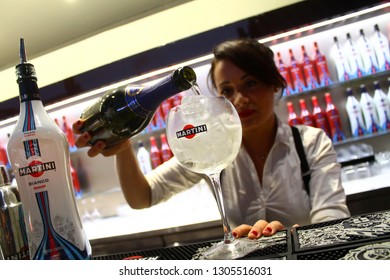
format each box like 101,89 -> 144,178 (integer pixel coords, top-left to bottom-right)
208,172 -> 235,244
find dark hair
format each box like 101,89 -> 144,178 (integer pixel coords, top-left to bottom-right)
208,38 -> 286,94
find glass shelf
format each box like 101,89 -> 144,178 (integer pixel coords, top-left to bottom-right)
333,130 -> 390,147
283,69 -> 390,100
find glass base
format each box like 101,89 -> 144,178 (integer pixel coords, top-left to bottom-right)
203,238 -> 260,260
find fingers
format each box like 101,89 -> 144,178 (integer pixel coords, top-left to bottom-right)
72,119 -> 84,134
73,119 -> 89,149
232,220 -> 285,239
232,224 -> 252,238
261,221 -> 285,237
72,119 -> 104,157
248,220 -> 269,239
87,141 -> 106,157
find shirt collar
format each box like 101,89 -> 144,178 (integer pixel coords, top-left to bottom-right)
274,115 -> 293,148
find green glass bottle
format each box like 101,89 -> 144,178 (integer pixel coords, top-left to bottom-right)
80,66 -> 196,148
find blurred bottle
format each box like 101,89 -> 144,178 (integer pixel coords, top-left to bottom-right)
136,140 -> 152,174
172,92 -> 184,107
62,116 -> 76,152
276,52 -> 295,96
161,98 -> 173,122
344,33 -> 365,78
345,87 -> 366,137
373,81 -> 390,131
75,158 -> 89,193
160,133 -> 173,162
299,99 -> 315,126
357,29 -> 379,75
300,45 -> 320,90
149,136 -> 162,169
313,42 -> 332,86
325,93 -> 345,142
287,102 -> 302,126
311,96 -> 331,138
0,165 -> 30,259
70,160 -> 82,198
359,84 -> 380,134
330,36 -> 352,82
5,133 -> 16,185
387,77 -> 390,104
0,140 -> 8,167
288,49 -> 307,93
371,24 -> 390,72
153,107 -> 166,130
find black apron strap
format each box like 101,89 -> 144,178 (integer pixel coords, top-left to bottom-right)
291,126 -> 311,196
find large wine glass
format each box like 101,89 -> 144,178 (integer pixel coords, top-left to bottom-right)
166,94 -> 259,259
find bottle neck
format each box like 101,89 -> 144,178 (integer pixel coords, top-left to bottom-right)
136,73 -> 186,111
16,63 -> 42,103
125,68 -> 193,116
18,79 -> 41,102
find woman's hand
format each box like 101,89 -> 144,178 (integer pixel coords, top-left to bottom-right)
72,119 -> 130,157
232,220 -> 285,239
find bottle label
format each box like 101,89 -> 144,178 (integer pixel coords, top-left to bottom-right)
125,85 -> 143,96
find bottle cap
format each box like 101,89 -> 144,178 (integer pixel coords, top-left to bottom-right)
149,136 -> 157,145
16,38 -> 37,83
173,66 -> 197,90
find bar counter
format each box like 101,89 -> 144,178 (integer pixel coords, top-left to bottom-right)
91,209 -> 390,260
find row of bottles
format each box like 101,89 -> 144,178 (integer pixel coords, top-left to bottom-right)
136,134 -> 173,174
276,23 -> 390,96
287,93 -> 345,142
142,92 -> 184,133
287,78 -> 390,142
331,25 -> 390,82
276,42 -> 332,96
345,81 -> 390,137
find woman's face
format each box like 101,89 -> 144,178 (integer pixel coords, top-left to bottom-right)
213,59 -> 276,132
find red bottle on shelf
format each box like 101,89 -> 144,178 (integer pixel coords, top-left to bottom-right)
160,133 -> 173,162
149,136 -> 162,169
62,116 -> 76,150
324,93 -> 346,142
299,99 -> 315,127
276,52 -> 295,96
313,42 -> 332,86
70,160 -> 82,198
289,49 -> 307,93
161,99 -> 173,122
287,102 -> 302,126
300,45 -> 320,90
153,108 -> 166,130
172,92 -> 184,107
311,96 -> 331,138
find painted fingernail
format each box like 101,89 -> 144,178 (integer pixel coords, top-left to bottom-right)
83,133 -> 89,139
263,227 -> 272,233
76,120 -> 82,126
250,230 -> 259,237
232,232 -> 237,237
96,142 -> 105,150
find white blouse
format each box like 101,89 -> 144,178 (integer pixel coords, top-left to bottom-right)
146,120 -> 350,228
